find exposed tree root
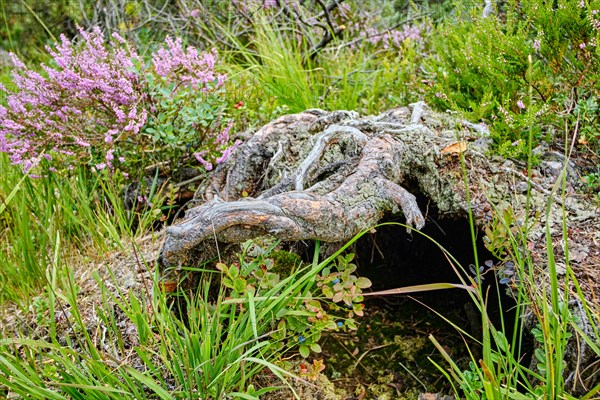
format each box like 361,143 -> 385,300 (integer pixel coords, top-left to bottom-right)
159,106 -> 439,270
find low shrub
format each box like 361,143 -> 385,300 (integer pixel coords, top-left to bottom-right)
428,0 -> 600,159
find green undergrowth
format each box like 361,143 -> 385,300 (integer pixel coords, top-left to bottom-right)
219,18 -> 428,127
0,228 -> 375,398
430,73 -> 600,398
0,156 -> 167,304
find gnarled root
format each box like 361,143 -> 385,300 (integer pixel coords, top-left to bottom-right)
160,128 -> 425,269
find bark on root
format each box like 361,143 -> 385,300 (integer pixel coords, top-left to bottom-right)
159,105 -> 445,270
158,103 -> 598,297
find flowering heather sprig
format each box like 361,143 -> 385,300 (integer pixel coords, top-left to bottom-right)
351,23 -> 427,51
232,0 -> 281,12
194,121 -> 241,171
152,37 -> 226,90
0,26 -> 146,172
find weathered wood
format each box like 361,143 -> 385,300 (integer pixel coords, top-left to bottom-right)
159,105 -> 444,269
163,132 -> 425,263
158,103 -> 598,294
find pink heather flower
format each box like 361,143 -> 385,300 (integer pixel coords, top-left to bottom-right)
217,74 -> 226,88
106,149 -> 114,161
216,139 -> 241,164
190,9 -> 201,18
580,42 -> 587,49
579,0 -> 585,7
194,152 -> 214,171
1,26 -> 238,177
339,2 -> 351,16
533,39 -> 541,51
152,37 -> 226,90
111,32 -> 126,44
215,121 -> 234,145
517,100 -> 525,109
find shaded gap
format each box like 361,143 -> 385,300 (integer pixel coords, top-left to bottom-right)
321,192 -> 533,396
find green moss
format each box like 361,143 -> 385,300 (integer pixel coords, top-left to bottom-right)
322,298 -> 471,398
269,249 -> 303,275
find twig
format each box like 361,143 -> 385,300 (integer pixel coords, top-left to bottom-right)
352,343 -> 394,371
174,174 -> 205,188
332,14 -> 428,52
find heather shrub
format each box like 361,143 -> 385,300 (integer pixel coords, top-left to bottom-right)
66,1 -> 441,122
428,0 -> 600,159
0,27 -> 237,177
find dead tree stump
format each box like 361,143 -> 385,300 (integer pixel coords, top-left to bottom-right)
158,102 -> 598,297
159,103 -> 459,268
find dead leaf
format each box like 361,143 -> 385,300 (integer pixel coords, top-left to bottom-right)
161,281 -> 178,292
440,141 -> 468,155
569,243 -> 589,263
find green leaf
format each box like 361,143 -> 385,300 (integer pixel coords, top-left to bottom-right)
223,277 -> 234,289
534,348 -> 546,363
345,320 -> 357,330
332,291 -> 344,303
355,277 -> 372,289
0,170 -> 27,216
493,331 -> 508,352
234,277 -> 247,293
215,262 -> 228,273
299,345 -> 310,358
325,320 -> 337,330
276,319 -> 286,339
310,343 -> 322,353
